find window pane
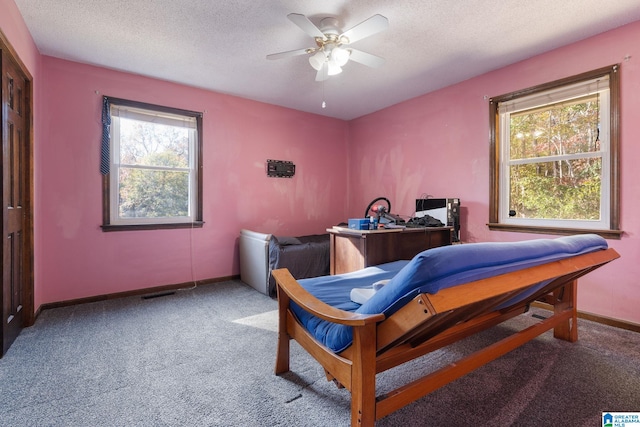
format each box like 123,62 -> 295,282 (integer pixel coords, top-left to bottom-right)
509,158 -> 601,220
509,94 -> 600,160
118,167 -> 189,218
119,118 -> 190,168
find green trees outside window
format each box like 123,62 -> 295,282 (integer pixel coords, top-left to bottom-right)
118,119 -> 190,219
508,95 -> 601,221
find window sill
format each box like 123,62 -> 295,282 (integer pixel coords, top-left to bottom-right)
101,221 -> 204,232
487,223 -> 623,240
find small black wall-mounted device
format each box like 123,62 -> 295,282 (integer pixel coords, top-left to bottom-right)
266,159 -> 295,178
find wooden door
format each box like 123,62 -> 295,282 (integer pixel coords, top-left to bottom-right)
1,43 -> 33,357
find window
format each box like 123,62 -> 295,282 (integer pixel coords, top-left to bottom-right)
101,97 -> 203,231
489,65 -> 621,239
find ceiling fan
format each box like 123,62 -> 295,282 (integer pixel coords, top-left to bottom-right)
267,13 -> 389,81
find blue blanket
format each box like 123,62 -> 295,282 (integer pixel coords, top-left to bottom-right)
290,234 -> 608,353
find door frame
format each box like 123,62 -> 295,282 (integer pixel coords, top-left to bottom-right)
1,29 -> 35,331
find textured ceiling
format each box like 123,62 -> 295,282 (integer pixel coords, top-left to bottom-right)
13,0 -> 640,120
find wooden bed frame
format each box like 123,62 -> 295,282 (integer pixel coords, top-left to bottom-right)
272,247 -> 619,426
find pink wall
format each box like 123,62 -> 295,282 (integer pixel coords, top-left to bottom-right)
3,0 -> 639,325
37,57 -> 349,304
348,21 -> 640,325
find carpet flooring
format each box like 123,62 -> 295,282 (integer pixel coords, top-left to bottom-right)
0,280 -> 638,426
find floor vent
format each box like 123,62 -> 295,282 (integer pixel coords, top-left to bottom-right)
141,291 -> 176,300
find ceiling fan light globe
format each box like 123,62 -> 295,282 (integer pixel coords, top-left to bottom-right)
331,47 -> 350,67
309,51 -> 326,71
327,60 -> 342,76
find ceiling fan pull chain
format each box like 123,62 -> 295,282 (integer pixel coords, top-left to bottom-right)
322,78 -> 326,108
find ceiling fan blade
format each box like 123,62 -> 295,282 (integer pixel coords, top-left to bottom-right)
315,64 -> 329,81
287,13 -> 325,39
266,48 -> 312,60
348,49 -> 385,68
340,14 -> 389,44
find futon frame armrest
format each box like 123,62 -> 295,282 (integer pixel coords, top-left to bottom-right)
272,268 -> 385,326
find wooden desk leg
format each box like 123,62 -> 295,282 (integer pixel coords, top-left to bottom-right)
553,280 -> 578,342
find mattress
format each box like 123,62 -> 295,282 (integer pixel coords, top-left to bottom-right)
291,234 -> 608,353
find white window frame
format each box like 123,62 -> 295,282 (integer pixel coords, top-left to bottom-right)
488,65 -> 621,239
102,97 -> 203,231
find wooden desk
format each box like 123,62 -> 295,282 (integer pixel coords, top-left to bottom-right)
328,226 -> 452,274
